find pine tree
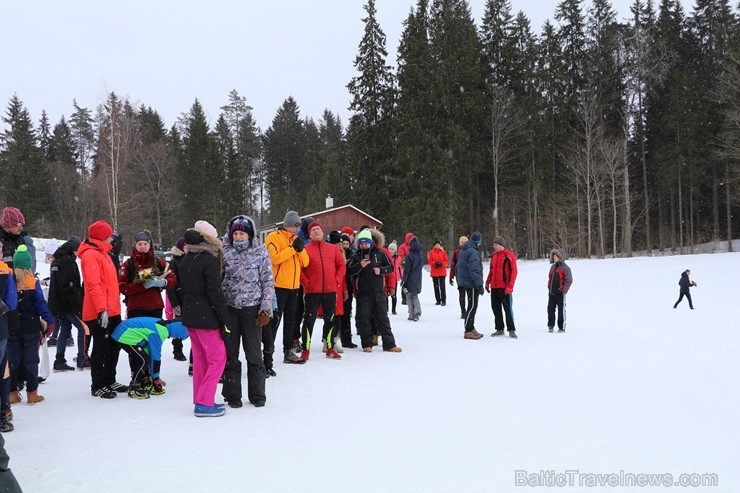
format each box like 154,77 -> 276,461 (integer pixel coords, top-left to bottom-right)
262,97 -> 306,221
177,99 -> 219,230
346,0 -> 397,226
49,116 -> 77,165
38,111 -> 53,162
0,95 -> 51,231
69,99 -> 96,176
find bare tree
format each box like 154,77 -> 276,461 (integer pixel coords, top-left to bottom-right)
487,83 -> 521,234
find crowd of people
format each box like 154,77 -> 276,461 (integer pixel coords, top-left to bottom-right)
0,205 -> 584,425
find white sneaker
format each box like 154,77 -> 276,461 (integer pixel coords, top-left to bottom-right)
333,338 -> 344,353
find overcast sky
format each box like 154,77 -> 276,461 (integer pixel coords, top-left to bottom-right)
1,0 -> 694,133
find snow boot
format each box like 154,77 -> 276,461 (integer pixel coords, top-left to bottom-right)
372,335 -> 379,347
509,331 -> 518,339
548,326 -> 554,333
363,347 -> 372,353
283,351 -> 306,364
558,329 -> 565,333
300,349 -> 310,362
8,391 -> 21,405
491,330 -> 505,337
384,347 -> 403,353
173,348 -> 187,361
464,331 -> 483,340
27,391 -> 45,404
53,360 -> 75,372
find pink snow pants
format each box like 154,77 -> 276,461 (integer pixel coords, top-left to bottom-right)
188,328 -> 226,407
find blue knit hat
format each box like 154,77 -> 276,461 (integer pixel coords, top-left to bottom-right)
471,232 -> 483,245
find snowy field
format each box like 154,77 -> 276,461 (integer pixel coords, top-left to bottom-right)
5,242 -> 738,493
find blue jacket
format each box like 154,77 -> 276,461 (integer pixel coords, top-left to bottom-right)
112,317 -> 189,378
401,240 -> 424,294
455,240 -> 483,289
0,262 -> 18,340
16,280 -> 54,335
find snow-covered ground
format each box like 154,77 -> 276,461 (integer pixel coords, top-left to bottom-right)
5,242 -> 738,493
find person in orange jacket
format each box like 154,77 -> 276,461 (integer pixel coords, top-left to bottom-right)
427,240 -> 449,306
299,222 -> 346,360
264,211 -> 310,365
485,235 -> 518,339
77,220 -> 127,398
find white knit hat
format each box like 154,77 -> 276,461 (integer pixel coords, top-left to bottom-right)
194,220 -> 218,239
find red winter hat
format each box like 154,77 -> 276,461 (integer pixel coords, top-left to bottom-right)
341,226 -> 354,236
1,207 -> 25,229
88,220 -> 114,241
308,221 -> 322,233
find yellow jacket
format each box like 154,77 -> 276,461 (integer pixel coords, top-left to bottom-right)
265,229 -> 309,289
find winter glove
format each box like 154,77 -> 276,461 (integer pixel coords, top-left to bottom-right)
45,323 -> 55,338
173,305 -> 182,317
402,283 -> 409,295
504,286 -> 513,295
476,286 -> 484,296
342,290 -> 348,301
0,299 -> 8,316
434,261 -> 442,269
255,310 -> 271,327
485,285 -> 490,293
144,278 -> 167,289
98,311 -> 109,329
221,325 -> 231,340
449,278 -> 454,287
292,237 -> 304,253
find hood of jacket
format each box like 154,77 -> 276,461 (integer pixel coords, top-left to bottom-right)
550,248 -> 568,263
223,215 -> 259,248
370,228 -> 386,249
183,228 -> 222,257
53,240 -> 78,259
404,232 -> 415,246
409,239 -> 422,253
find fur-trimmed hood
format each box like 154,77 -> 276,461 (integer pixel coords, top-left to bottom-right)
550,248 -> 568,263
369,228 -> 386,248
183,228 -> 222,257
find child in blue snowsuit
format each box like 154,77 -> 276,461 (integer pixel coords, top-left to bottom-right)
112,317 -> 189,399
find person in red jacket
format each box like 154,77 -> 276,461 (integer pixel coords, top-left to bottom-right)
299,222 -> 346,360
119,230 -> 177,319
449,235 -> 468,318
396,232 -> 415,305
78,220 -> 127,398
485,235 -> 518,338
427,240 -> 449,306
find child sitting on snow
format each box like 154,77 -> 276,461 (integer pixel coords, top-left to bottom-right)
111,317 -> 189,399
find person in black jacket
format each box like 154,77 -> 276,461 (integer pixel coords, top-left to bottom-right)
673,269 -> 697,309
48,236 -> 90,371
165,236 -> 187,361
347,230 -> 402,353
178,221 -> 230,417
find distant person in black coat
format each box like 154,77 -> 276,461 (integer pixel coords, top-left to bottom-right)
673,269 -> 697,309
48,236 -> 90,370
